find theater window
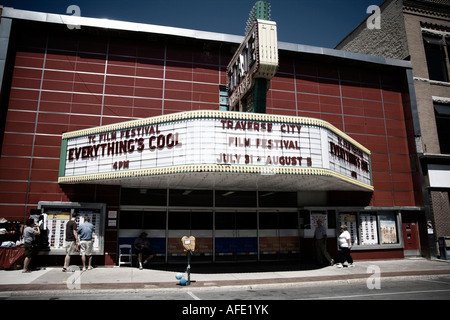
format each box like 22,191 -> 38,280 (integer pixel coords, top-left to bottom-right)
434,103 -> 450,154
219,85 -> 228,111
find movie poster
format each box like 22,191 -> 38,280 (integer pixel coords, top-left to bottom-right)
360,213 -> 378,245
311,212 -> 328,229
379,212 -> 398,244
338,213 -> 358,246
46,210 -> 71,250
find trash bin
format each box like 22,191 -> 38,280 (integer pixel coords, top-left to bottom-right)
438,237 -> 450,260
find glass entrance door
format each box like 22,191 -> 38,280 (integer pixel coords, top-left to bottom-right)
167,210 -> 213,263
259,211 -> 299,260
118,209 -> 167,263
214,210 -> 258,262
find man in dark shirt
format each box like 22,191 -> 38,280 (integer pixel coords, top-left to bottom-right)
313,219 -> 334,266
63,212 -> 79,272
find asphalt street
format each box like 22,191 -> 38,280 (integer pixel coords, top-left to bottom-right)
2,274 -> 450,300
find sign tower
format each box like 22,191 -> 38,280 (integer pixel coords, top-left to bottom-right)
227,1 -> 278,114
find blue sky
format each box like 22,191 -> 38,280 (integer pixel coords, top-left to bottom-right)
1,0 -> 384,48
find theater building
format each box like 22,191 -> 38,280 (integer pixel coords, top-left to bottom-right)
0,7 -> 425,266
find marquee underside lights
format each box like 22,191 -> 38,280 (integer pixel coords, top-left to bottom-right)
58,110 -> 373,192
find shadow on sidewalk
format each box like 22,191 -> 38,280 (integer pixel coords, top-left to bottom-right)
148,260 -> 326,274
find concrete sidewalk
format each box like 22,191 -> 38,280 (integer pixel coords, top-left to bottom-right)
1,258 -> 450,293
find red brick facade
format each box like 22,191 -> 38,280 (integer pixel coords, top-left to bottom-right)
0,15 -> 422,263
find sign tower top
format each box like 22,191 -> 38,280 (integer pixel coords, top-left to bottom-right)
227,1 -> 278,114
246,1 -> 271,33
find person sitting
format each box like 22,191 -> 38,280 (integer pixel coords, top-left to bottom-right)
133,232 -> 154,270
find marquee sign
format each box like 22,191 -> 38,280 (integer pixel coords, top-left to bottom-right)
58,110 -> 372,191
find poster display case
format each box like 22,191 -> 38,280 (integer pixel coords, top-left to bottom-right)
303,211 -> 335,238
337,210 -> 402,250
379,212 -> 399,244
37,202 -> 105,255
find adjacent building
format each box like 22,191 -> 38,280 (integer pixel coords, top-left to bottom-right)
336,0 -> 450,258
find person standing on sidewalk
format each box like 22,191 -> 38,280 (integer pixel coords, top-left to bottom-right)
22,218 -> 40,273
336,225 -> 354,268
313,219 -> 334,266
63,212 -> 79,272
77,215 -> 95,271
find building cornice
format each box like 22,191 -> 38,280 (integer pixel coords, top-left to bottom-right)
403,0 -> 450,18
1,7 -> 412,70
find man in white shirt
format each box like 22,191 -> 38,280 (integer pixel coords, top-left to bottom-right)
336,224 -> 354,268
